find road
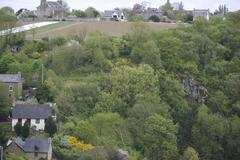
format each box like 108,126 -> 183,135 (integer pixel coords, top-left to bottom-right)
0,21 -> 59,36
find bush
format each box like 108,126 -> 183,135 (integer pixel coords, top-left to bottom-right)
22,121 -> 30,139
36,84 -> 53,104
149,15 -> 160,22
14,121 -> 22,136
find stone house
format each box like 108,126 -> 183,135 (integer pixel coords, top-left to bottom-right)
37,0 -> 68,19
5,137 -> 52,160
12,104 -> 53,131
0,72 -> 22,100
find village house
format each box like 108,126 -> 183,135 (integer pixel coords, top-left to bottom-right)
5,137 -> 52,160
12,104 -> 53,131
104,10 -> 125,21
37,0 -> 68,19
0,72 -> 22,100
193,9 -> 210,20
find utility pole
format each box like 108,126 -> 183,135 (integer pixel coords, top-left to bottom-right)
41,64 -> 44,84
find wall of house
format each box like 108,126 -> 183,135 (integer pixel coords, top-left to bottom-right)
25,152 -> 48,160
12,118 -> 46,131
0,82 -> 22,100
4,142 -> 25,156
12,119 -> 18,131
30,119 -> 45,130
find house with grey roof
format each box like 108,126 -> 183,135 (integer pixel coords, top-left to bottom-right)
37,0 -> 68,19
12,104 -> 53,131
193,9 -> 210,21
0,72 -> 22,100
104,10 -> 125,21
5,137 -> 52,160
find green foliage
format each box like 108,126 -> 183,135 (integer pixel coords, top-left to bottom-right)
90,113 -> 131,147
0,14 -> 17,31
183,147 -> 199,160
102,64 -> 159,106
72,10 -> 86,18
143,114 -> 178,160
127,93 -> 170,152
162,2 -> 173,17
57,83 -> 100,118
0,122 -> 11,145
14,121 -> 22,136
225,115 -> 240,159
130,40 -> 161,69
45,116 -> 57,137
36,83 -> 53,104
0,83 -> 11,121
192,106 -> 227,160
94,92 -> 127,116
74,120 -> 97,144
22,121 -> 30,139
5,153 -> 28,160
149,15 -> 160,22
0,54 -> 15,73
84,7 -> 99,18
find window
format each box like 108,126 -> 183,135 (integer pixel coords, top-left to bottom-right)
9,85 -> 13,92
36,119 -> 40,124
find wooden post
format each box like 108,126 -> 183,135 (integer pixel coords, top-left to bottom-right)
41,64 -> 44,84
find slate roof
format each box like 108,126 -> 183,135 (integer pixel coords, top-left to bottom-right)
0,73 -> 21,83
193,9 -> 210,14
104,10 -> 124,18
12,104 -> 52,119
47,1 -> 65,10
16,137 -> 50,153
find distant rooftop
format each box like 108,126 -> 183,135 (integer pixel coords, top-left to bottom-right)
12,104 -> 52,119
47,1 -> 65,10
16,137 -> 50,153
104,10 -> 123,17
193,9 -> 210,12
0,73 -> 21,83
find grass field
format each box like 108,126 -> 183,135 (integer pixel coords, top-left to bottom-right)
25,21 -> 179,39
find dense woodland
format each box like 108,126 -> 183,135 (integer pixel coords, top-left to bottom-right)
1,6 -> 240,160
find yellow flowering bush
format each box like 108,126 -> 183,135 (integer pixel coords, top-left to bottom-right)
66,136 -> 94,152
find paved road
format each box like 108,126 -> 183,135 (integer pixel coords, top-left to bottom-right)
0,21 -> 59,36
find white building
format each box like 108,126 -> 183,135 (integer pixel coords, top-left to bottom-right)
104,10 -> 125,21
193,9 -> 210,21
12,104 -> 53,131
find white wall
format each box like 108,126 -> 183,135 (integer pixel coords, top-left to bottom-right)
12,119 -> 18,131
12,118 -> 46,131
30,119 -> 45,130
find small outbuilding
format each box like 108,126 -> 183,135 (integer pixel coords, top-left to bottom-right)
5,137 -> 52,160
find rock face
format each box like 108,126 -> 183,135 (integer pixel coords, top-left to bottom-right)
182,77 -> 208,103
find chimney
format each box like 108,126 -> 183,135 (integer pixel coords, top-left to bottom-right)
48,138 -> 52,145
18,71 -> 21,77
58,0 -> 63,5
48,137 -> 53,160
